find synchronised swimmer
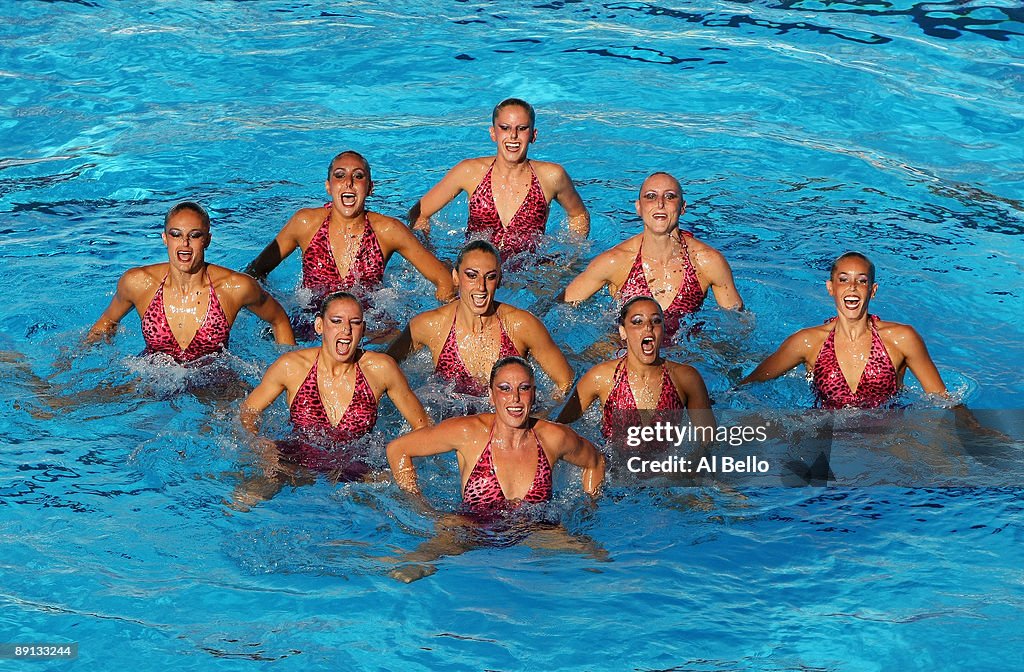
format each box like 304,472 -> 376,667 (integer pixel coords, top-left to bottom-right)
75,96 -> 958,579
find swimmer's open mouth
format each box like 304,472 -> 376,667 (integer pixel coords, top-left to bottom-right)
641,336 -> 656,355
504,142 -> 521,151
843,296 -> 861,309
471,292 -> 489,308
335,337 -> 353,355
177,250 -> 193,262
340,192 -> 358,207
505,404 -> 526,417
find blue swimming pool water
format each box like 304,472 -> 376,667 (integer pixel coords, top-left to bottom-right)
2,1 -> 1023,670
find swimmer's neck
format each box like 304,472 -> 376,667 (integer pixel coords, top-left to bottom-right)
627,355 -> 665,376
318,349 -> 359,376
329,208 -> 368,229
640,227 -> 683,257
456,301 -> 502,329
489,418 -> 535,449
833,313 -> 872,340
491,155 -> 532,173
166,263 -> 209,293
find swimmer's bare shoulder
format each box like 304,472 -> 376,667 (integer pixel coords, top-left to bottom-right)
408,302 -> 456,349
281,205 -> 329,245
257,346 -> 318,395
529,159 -> 570,184
665,359 -> 703,383
874,319 -> 923,358
593,234 -> 644,294
582,358 -> 619,392
356,349 -> 402,376
532,418 -> 589,457
790,323 -> 832,365
666,360 -> 712,405
448,157 -> 493,188
118,263 -> 166,299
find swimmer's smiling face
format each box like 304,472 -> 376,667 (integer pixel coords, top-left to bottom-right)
827,256 -> 877,318
635,173 -> 686,234
490,362 -> 535,428
454,249 -> 501,315
325,153 -> 372,216
315,296 -> 365,361
619,299 -> 665,364
162,207 -> 210,272
490,104 -> 536,161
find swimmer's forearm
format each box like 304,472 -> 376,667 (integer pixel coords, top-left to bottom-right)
86,316 -> 120,344
568,211 -> 590,238
581,454 -> 605,496
239,405 -> 262,437
387,449 -> 421,494
270,317 -> 297,346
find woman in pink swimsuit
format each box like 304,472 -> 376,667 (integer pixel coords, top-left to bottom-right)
387,240 -> 574,398
389,356 -> 603,508
384,357 -> 605,581
564,171 -> 743,337
557,296 -> 715,441
740,252 -> 948,408
408,98 -> 590,256
241,291 -> 429,477
245,151 -> 454,310
88,202 -> 295,362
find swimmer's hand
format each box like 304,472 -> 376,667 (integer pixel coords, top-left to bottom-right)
389,563 -> 437,584
436,284 -> 457,304
255,438 -> 290,479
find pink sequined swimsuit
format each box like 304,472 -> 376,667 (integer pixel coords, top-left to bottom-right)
617,232 -> 704,335
289,354 -> 379,445
467,163 -> 549,256
141,273 -> 230,363
812,316 -> 899,409
301,207 -> 386,302
601,359 -> 684,438
434,312 -> 522,396
462,427 -> 553,513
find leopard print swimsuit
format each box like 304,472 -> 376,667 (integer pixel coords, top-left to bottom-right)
812,316 -> 898,409
462,426 -> 552,513
617,232 -> 704,337
467,162 -> 549,256
141,272 -> 230,363
601,358 -> 684,439
434,311 -> 522,396
301,206 -> 386,303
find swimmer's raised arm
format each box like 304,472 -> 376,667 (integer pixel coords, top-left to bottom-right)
387,418 -> 467,494
541,162 -> 590,238
888,323 -> 948,397
227,272 -> 296,345
739,328 -> 819,385
695,245 -> 744,310
408,159 -> 480,231
243,208 -> 310,281
87,268 -> 152,344
376,217 -> 455,302
363,352 -> 431,430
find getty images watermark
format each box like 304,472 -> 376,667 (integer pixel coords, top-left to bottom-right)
622,419 -> 771,476
609,409 -> 1024,488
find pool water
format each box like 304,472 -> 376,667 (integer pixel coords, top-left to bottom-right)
2,1 -> 1022,670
